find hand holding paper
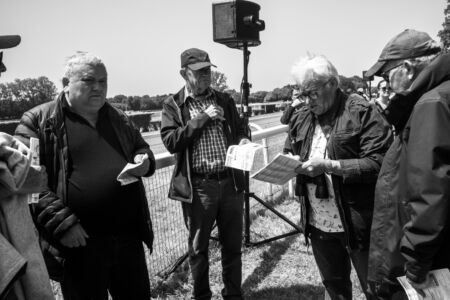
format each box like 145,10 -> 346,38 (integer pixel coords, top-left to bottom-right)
117,153 -> 149,185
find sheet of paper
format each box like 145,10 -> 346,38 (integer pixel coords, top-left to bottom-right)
28,137 -> 40,204
225,142 -> 263,171
251,153 -> 302,185
116,155 -> 148,185
397,268 -> 450,300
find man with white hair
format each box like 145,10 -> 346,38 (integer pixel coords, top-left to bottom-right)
15,52 -> 156,299
289,54 -> 392,299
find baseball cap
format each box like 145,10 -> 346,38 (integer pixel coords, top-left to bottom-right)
0,35 -> 21,50
0,35 -> 21,74
366,29 -> 441,77
181,48 -> 217,71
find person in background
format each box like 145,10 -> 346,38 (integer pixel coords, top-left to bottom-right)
15,51 -> 155,300
365,29 -> 448,299
281,89 -> 304,154
289,54 -> 392,299
371,80 -> 391,111
0,34 -> 54,300
161,48 -> 250,300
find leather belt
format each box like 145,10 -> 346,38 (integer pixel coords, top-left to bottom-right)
192,170 -> 230,181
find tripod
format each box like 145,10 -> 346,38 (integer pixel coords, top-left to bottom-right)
240,42 -> 302,247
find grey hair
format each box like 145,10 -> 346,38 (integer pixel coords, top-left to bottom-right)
62,51 -> 106,86
291,54 -> 340,86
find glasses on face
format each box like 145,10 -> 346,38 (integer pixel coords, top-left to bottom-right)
299,79 -> 332,100
380,86 -> 391,92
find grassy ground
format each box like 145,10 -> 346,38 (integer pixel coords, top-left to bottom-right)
149,195 -> 365,300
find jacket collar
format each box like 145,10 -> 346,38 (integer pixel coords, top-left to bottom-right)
384,53 -> 450,132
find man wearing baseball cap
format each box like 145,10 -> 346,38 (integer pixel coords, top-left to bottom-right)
367,29 -> 450,299
161,48 -> 250,300
0,34 -> 54,299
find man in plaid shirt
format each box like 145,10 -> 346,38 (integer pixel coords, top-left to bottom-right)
161,48 -> 250,300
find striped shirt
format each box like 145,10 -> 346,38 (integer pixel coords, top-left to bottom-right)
185,87 -> 228,174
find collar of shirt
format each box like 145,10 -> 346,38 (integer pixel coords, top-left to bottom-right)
183,86 -> 213,103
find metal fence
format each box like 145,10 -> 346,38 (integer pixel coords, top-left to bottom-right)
142,124 -> 290,277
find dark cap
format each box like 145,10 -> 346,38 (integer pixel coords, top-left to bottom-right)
366,29 -> 441,77
181,48 -> 216,70
0,35 -> 21,50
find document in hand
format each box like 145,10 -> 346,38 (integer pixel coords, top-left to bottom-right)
251,153 -> 302,185
225,142 -> 263,171
397,268 -> 450,300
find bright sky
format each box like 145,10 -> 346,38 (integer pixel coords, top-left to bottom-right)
1,0 -> 446,97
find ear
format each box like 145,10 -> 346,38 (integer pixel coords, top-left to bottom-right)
403,60 -> 415,80
180,69 -> 187,80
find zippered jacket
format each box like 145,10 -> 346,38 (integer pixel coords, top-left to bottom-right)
161,87 -> 249,203
14,92 -> 156,252
289,90 -> 392,250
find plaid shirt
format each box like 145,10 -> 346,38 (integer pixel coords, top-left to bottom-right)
185,87 -> 228,174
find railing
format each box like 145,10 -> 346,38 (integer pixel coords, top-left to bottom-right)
142,124 -> 289,277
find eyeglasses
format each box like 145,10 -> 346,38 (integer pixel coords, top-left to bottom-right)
299,79 -> 332,100
380,87 -> 391,92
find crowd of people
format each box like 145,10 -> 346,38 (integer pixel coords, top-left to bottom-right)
0,27 -> 449,300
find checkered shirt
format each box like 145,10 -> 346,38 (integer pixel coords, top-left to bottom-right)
186,89 -> 228,174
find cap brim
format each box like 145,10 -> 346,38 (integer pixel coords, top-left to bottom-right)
187,62 -> 217,71
0,35 -> 21,50
365,61 -> 386,78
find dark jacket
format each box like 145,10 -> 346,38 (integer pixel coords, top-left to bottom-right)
14,92 -> 156,252
290,89 -> 392,250
160,87 -> 249,203
369,53 -> 450,288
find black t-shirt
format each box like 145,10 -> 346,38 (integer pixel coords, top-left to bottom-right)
65,107 -> 140,237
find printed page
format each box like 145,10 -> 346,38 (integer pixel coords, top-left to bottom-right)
225,142 -> 263,171
117,154 -> 148,185
397,269 -> 450,300
251,153 -> 302,185
28,137 -> 40,204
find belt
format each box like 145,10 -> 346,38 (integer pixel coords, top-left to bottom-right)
192,170 -> 230,181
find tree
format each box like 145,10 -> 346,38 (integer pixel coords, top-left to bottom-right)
0,76 -> 57,119
438,0 -> 450,51
211,70 -> 228,92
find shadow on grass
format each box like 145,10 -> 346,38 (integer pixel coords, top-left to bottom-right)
246,284 -> 324,300
242,235 -> 297,292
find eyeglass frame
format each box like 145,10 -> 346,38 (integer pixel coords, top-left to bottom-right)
298,78 -> 334,100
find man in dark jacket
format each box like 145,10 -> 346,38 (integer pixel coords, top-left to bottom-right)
15,52 -> 155,300
161,48 -> 249,300
290,54 -> 392,299
366,29 -> 449,299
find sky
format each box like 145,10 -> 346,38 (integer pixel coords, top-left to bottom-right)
1,0 -> 446,97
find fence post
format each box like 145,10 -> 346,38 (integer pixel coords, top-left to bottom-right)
249,122 -> 272,201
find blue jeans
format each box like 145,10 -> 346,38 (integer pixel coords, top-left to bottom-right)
61,235 -> 150,300
310,226 -> 371,300
182,176 -> 244,300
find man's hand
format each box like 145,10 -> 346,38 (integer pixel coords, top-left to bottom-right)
127,153 -> 150,177
59,223 -> 89,248
239,138 -> 251,146
204,105 -> 225,121
295,157 -> 332,177
291,98 -> 303,108
18,165 -> 48,194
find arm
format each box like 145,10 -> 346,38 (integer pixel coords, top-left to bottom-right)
15,108 -> 80,242
336,103 -> 392,183
160,98 -> 211,154
400,99 -> 450,283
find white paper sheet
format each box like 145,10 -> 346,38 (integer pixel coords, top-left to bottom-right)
251,153 -> 302,185
397,269 -> 450,300
225,142 -> 263,171
116,154 -> 148,185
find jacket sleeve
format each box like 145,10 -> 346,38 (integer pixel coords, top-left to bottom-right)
160,97 -> 211,154
14,108 -> 79,240
280,105 -> 295,125
400,99 -> 450,283
338,103 -> 393,183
